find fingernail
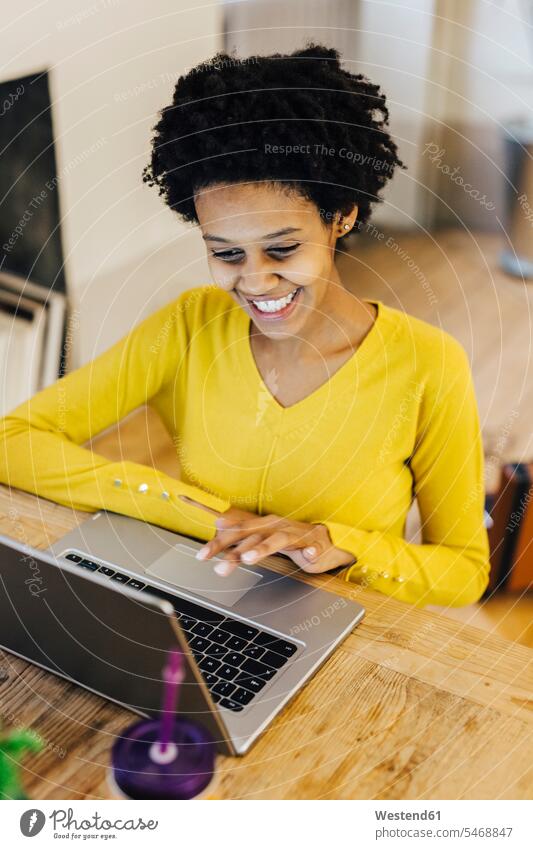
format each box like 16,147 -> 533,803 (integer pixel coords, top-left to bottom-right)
304,546 -> 317,557
196,546 -> 209,560
214,561 -> 231,576
241,550 -> 258,563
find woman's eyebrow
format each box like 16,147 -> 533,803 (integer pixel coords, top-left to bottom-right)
203,227 -> 302,243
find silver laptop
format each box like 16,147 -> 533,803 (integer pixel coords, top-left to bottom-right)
0,511 -> 364,755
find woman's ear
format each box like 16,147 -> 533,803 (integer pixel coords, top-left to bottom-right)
336,205 -> 358,237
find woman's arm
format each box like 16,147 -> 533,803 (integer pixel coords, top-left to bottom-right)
321,344 -> 490,607
0,289 -> 231,542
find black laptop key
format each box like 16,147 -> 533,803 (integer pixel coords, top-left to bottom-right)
234,673 -> 267,693
171,596 -> 225,625
188,636 -> 211,654
267,639 -> 298,658
220,620 -> 259,641
223,652 -> 246,668
253,631 -> 278,648
140,586 -> 224,626
191,621 -> 213,638
79,559 -> 99,571
127,578 -> 146,590
199,656 -> 221,675
98,566 -> 115,577
209,628 -> 231,645
224,635 -> 247,652
212,680 -> 236,698
203,673 -> 218,687
111,572 -> 129,583
217,664 -> 239,682
243,644 -> 266,660
241,658 -> 277,680
65,553 -> 83,563
205,643 -> 227,659
253,632 -> 298,657
232,687 -> 255,706
219,698 -> 244,712
260,650 -> 289,669
178,615 -> 197,632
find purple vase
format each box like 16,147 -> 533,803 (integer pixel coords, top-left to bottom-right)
110,717 -> 216,800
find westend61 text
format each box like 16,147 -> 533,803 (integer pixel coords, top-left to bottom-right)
375,810 -> 441,820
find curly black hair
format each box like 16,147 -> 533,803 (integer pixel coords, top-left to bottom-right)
142,43 -> 404,228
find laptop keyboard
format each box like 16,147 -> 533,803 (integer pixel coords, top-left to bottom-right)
63,552 -> 298,713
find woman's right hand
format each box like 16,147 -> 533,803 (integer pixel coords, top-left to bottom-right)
179,496 -> 353,575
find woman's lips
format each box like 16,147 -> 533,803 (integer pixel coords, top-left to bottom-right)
246,287 -> 303,321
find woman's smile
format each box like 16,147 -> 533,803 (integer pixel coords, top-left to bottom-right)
242,286 -> 304,321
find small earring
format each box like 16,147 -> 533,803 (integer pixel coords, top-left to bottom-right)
343,223 -> 351,230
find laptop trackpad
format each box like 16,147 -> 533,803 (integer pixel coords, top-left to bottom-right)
145,543 -> 262,607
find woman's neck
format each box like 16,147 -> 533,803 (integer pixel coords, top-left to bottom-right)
250,271 -> 375,363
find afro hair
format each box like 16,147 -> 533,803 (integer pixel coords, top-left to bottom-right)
142,43 -> 404,229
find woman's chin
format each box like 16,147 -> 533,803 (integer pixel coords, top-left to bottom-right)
252,310 -> 308,339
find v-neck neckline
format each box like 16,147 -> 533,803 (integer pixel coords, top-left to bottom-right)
234,298 -> 385,432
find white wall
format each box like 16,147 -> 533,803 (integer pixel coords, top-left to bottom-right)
350,0 -> 435,229
419,0 -> 533,229
2,0 -> 222,366
442,0 -> 533,124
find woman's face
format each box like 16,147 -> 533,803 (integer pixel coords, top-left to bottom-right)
194,182 -> 350,340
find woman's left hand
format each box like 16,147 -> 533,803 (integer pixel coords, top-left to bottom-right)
178,495 -> 356,576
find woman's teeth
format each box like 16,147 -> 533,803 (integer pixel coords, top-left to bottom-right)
251,289 -> 300,313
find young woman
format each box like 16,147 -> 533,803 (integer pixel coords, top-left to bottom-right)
0,45 -> 489,607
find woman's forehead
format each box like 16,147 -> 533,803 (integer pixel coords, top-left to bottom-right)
195,182 -> 320,236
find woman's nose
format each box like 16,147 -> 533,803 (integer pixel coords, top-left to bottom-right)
239,258 -> 280,294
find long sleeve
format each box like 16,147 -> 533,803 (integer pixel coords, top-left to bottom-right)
0,288 -> 232,542
322,343 -> 490,607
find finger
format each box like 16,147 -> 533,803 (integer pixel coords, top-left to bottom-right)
229,533 -> 264,562
298,549 -> 345,574
212,552 -> 239,577
299,525 -> 330,561
301,543 -> 323,562
284,546 -> 321,564
197,525 -> 267,560
275,525 -> 327,558
213,534 -> 264,577
281,540 -> 324,561
238,530 -> 294,564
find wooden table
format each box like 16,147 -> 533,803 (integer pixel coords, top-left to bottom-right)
1,484 -> 532,800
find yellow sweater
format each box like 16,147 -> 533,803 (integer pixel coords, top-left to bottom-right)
0,284 -> 490,607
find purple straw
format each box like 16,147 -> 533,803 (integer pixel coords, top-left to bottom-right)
111,646 -> 216,798
158,648 -> 185,755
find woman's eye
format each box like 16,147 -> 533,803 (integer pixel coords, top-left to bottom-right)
211,243 -> 300,262
267,244 -> 300,258
211,249 -> 245,263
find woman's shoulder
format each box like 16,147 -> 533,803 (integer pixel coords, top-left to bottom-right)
139,285 -> 234,339
378,301 -> 472,386
168,284 -> 236,326
124,286 -> 235,359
